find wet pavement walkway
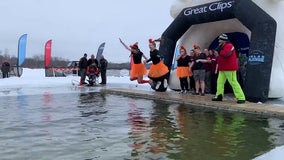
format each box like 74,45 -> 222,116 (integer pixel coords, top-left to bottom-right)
102,87 -> 284,118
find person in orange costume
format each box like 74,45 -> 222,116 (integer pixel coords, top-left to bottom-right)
119,38 -> 150,84
146,38 -> 169,91
175,45 -> 192,94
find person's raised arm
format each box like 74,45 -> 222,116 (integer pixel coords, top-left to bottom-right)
119,38 -> 131,52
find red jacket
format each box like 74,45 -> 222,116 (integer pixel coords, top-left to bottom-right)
87,66 -> 99,75
217,42 -> 238,71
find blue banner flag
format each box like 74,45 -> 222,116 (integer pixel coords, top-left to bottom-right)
173,44 -> 180,70
96,42 -> 105,65
18,34 -> 28,66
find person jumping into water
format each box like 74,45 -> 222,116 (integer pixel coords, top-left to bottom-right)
119,38 -> 150,84
146,38 -> 169,90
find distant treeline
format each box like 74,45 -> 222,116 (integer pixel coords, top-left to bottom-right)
0,54 -> 151,69
0,54 -> 69,68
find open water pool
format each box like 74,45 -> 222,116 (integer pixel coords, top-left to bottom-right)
1,91 -> 284,160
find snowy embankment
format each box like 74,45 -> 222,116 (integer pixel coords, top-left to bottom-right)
0,68 -> 145,96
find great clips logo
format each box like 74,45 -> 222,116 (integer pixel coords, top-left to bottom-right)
184,1 -> 234,16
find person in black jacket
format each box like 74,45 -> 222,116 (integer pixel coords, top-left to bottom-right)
87,54 -> 99,68
1,61 -> 10,78
78,53 -> 88,85
99,55 -> 108,84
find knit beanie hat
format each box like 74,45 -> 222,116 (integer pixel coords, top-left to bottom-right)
219,34 -> 228,41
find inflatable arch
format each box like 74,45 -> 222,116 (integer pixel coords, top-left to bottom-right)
159,0 -> 277,102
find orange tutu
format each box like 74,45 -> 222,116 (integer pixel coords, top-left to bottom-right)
148,61 -> 169,78
176,66 -> 192,78
130,63 -> 147,77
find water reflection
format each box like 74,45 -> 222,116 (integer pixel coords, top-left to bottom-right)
78,92 -> 107,117
212,113 -> 246,158
265,118 -> 284,146
0,93 -> 282,160
148,102 -> 176,158
127,101 -> 277,160
127,101 -> 150,157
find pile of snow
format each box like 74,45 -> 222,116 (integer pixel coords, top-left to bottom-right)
0,68 -> 150,96
0,68 -> 136,88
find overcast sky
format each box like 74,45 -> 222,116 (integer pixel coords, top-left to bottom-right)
0,0 -> 175,63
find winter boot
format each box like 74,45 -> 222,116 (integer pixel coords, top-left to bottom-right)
237,100 -> 246,104
212,94 -> 223,101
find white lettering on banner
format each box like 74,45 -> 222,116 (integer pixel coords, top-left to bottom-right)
184,6 -> 208,16
248,50 -> 265,64
248,55 -> 265,63
184,1 -> 234,16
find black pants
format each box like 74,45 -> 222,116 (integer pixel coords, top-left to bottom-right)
189,76 -> 195,91
179,77 -> 189,91
100,70 -> 107,84
2,72 -> 9,78
80,68 -> 87,83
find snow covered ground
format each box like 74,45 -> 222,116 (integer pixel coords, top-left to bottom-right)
0,68 -> 136,88
0,68 -> 151,96
253,145 -> 284,160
